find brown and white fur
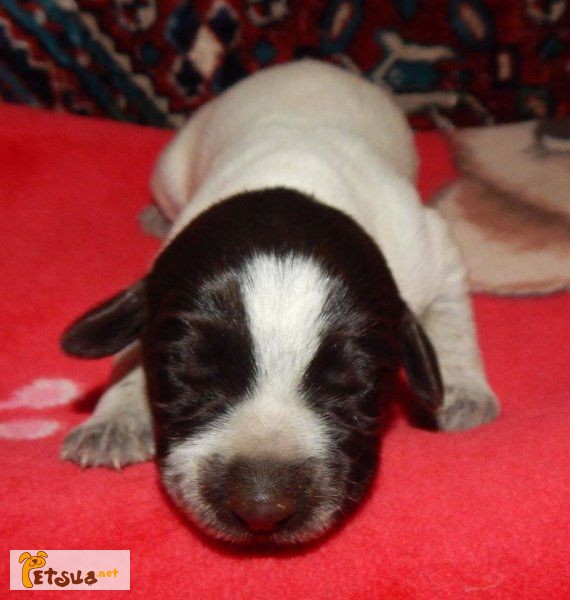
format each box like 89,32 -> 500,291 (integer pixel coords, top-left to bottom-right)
61,60 -> 499,545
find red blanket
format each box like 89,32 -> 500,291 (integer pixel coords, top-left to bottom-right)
1,104 -> 568,598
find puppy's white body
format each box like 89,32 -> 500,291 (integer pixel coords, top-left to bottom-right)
153,60 -> 449,315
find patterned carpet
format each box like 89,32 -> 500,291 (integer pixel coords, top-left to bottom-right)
0,0 -> 568,128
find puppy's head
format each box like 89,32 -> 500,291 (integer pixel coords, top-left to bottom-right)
62,190 -> 442,544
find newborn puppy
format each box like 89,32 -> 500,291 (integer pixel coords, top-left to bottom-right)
61,60 -> 499,545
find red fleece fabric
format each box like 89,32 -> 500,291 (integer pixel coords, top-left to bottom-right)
0,104 -> 568,599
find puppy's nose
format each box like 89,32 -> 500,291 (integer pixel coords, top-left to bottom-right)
228,493 -> 297,532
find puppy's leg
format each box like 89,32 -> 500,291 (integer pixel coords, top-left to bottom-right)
421,218 -> 500,431
61,361 -> 154,469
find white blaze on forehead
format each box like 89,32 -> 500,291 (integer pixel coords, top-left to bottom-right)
230,253 -> 333,458
241,253 -> 331,387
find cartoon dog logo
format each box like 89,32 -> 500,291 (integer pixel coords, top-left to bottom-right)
19,551 -> 48,588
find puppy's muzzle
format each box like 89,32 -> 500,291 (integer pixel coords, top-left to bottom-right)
204,457 -> 312,534
226,459 -> 303,533
228,490 -> 297,532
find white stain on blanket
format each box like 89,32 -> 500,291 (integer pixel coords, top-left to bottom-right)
0,419 -> 59,440
0,378 -> 81,410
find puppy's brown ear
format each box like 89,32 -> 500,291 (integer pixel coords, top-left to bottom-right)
61,279 -> 146,358
400,307 -> 444,410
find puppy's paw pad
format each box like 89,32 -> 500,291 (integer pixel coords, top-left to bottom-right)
436,390 -> 499,432
61,419 -> 155,469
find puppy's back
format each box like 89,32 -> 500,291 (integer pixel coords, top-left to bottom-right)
152,60 -> 417,216
209,60 -> 417,180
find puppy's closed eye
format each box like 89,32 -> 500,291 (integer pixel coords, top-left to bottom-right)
187,320 -> 252,390
305,334 -> 376,397
147,314 -> 254,394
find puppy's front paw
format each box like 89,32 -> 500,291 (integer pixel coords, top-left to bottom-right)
436,385 -> 500,432
61,417 -> 155,469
